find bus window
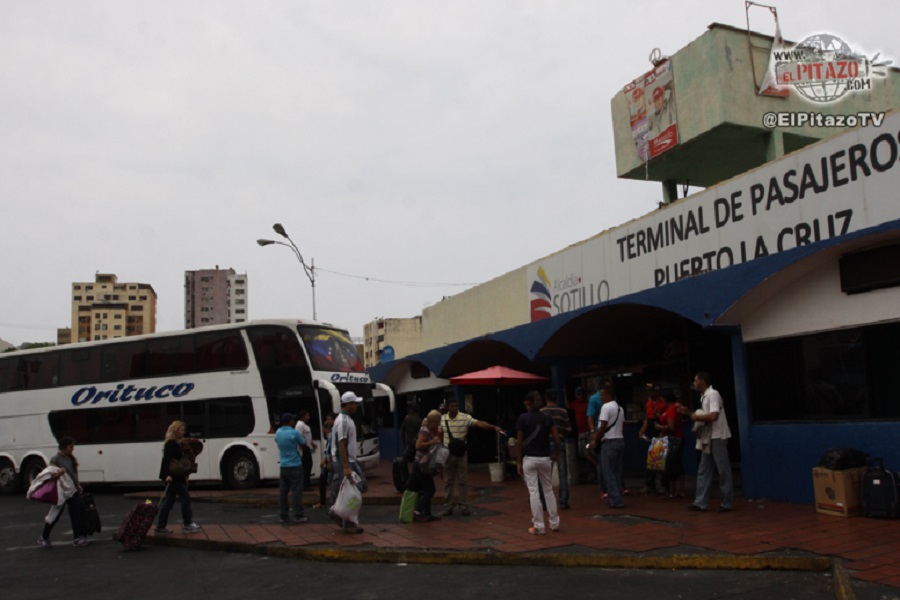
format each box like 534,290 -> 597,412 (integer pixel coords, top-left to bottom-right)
93,407 -> 137,443
182,401 -> 205,438
0,357 -> 9,392
12,355 -> 58,390
208,397 -> 254,437
134,404 -> 167,442
146,335 -> 195,377
196,331 -> 249,371
48,409 -> 90,444
101,341 -> 146,382
59,347 -> 99,387
248,326 -> 313,402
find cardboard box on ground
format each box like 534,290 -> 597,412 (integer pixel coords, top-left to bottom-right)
813,467 -> 866,517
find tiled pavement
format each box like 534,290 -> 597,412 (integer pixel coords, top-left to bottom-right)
137,461 -> 900,590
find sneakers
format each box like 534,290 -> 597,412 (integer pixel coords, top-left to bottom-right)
73,537 -> 90,547
341,524 -> 364,534
687,504 -> 707,512
182,523 -> 202,533
154,527 -> 173,535
37,537 -> 52,549
528,527 -> 546,535
291,516 -> 309,524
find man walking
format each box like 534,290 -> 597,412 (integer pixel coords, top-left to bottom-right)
541,388 -> 573,509
441,398 -> 504,517
517,391 -> 560,534
682,371 -> 734,513
329,391 -> 367,533
275,413 -> 308,524
590,386 -> 625,508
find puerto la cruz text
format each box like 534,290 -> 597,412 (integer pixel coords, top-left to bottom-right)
72,382 -> 195,406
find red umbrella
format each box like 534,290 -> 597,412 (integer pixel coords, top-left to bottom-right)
449,365 -> 549,386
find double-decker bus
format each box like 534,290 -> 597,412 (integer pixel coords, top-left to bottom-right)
0,320 -> 393,493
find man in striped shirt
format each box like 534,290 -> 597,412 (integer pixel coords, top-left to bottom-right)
441,399 -> 504,516
541,388 -> 573,509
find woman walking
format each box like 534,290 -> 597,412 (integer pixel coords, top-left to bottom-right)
37,436 -> 89,548
155,421 -> 202,534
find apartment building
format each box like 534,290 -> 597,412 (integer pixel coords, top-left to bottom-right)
70,273 -> 157,343
184,268 -> 248,328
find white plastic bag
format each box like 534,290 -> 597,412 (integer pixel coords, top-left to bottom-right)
332,472 -> 363,525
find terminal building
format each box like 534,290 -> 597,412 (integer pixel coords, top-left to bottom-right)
369,23 -> 900,504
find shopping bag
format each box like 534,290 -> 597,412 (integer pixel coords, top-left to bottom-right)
420,445 -> 450,475
30,479 -> 59,504
647,436 -> 669,472
332,472 -> 363,525
399,489 -> 419,523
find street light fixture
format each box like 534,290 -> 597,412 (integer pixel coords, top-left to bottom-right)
257,223 -> 317,320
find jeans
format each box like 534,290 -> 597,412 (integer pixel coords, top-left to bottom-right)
279,465 -> 305,519
523,456 -> 559,532
538,441 -> 569,507
157,480 -> 193,528
443,453 -> 469,511
600,438 -> 625,507
42,490 -> 85,540
411,463 -> 435,517
693,438 -> 733,510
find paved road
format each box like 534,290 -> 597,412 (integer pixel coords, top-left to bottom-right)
1,488 -> 888,600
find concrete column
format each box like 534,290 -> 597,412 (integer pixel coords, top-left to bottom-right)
730,329 -> 755,499
766,129 -> 785,162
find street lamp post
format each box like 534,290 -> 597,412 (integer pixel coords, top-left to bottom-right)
257,223 -> 317,320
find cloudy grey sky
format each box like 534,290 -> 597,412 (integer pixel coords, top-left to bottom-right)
0,0 -> 895,345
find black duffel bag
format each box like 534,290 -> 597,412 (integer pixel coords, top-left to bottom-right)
818,447 -> 869,470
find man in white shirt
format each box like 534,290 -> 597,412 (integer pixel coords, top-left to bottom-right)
590,386 -> 625,508
294,410 -> 317,488
682,371 -> 734,512
328,391 -> 366,533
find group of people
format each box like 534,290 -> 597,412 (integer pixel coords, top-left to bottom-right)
37,419 -> 204,548
566,371 -> 734,513
35,370 -> 734,547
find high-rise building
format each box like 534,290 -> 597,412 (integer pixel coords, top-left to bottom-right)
184,268 -> 248,329
71,273 -> 157,343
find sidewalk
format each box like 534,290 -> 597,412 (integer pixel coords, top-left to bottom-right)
135,460 -> 900,593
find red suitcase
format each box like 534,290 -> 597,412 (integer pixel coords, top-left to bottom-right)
116,501 -> 159,551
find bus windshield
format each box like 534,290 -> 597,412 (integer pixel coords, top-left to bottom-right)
298,326 -> 364,373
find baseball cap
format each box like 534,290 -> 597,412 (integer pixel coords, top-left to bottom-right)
341,391 -> 363,404
280,412 -> 297,424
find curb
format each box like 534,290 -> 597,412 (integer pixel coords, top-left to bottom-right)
146,533 -> 833,571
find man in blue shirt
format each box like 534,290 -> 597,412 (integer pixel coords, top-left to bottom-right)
275,413 -> 307,524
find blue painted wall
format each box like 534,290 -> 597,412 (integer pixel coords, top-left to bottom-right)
746,422 -> 900,503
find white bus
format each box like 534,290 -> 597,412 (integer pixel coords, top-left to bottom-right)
0,319 -> 393,493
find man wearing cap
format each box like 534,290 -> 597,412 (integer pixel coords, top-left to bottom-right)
274,413 -> 308,524
440,398 -> 504,517
329,391 -> 367,534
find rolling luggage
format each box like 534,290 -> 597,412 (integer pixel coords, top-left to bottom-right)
116,500 -> 159,550
392,457 -> 410,493
81,491 -> 102,535
861,458 -> 900,518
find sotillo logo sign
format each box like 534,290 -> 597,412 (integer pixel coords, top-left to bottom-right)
529,266 -> 609,322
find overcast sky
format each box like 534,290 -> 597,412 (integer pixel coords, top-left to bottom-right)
0,0 -> 895,346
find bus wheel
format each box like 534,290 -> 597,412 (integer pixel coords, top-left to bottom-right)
0,459 -> 16,495
20,457 -> 46,492
223,449 -> 259,490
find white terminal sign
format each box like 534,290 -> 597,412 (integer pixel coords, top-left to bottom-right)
527,112 -> 900,319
